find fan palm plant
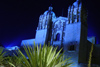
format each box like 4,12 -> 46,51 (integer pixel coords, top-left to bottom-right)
0,47 -> 8,66
8,55 -> 23,67
9,42 -> 73,67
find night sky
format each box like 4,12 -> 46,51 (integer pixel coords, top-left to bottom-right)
0,0 -> 100,47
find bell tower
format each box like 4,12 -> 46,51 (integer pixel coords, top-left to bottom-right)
63,0 -> 88,67
35,6 -> 56,45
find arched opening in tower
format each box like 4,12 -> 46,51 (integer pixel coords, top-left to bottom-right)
55,33 -> 60,41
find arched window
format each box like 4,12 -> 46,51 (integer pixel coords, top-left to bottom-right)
55,33 -> 60,41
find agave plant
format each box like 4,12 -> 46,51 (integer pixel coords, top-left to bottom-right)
9,42 -> 73,67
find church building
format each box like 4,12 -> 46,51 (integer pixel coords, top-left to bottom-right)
21,0 -> 100,67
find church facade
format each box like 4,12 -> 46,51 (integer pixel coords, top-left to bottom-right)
21,0 -> 100,67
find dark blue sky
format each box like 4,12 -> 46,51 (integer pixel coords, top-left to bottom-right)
0,0 -> 100,47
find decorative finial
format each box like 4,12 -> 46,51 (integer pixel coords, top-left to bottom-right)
48,4 -> 53,11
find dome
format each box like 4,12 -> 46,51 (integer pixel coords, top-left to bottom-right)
43,6 -> 56,22
43,6 -> 55,15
